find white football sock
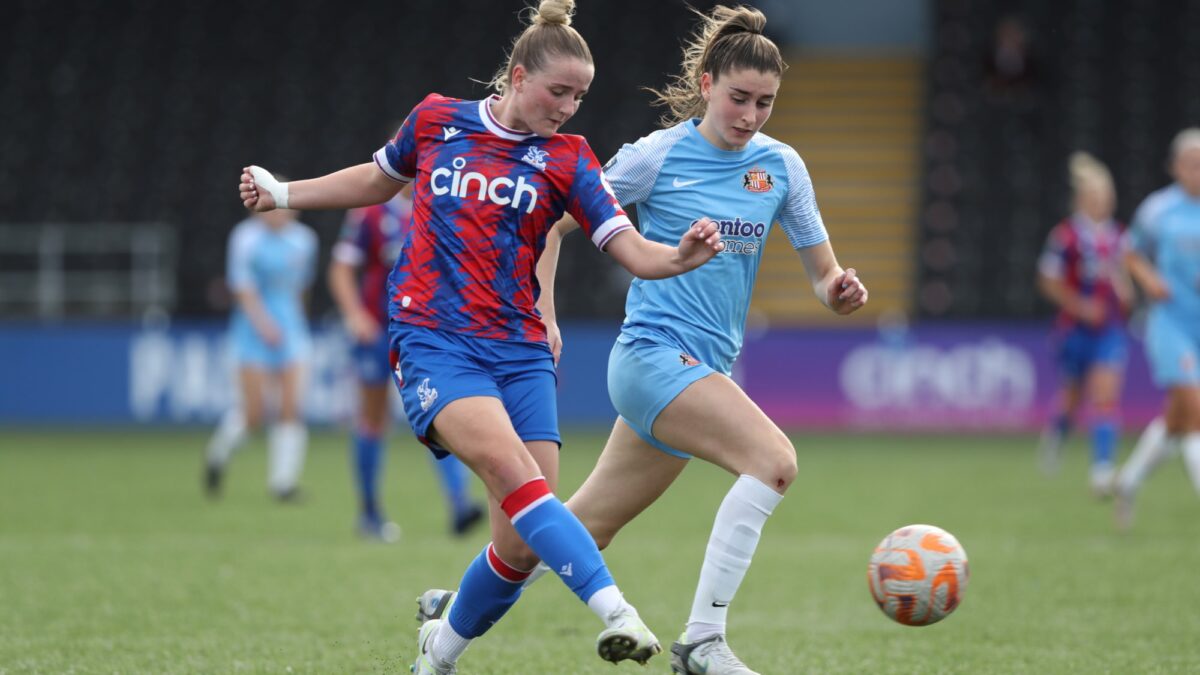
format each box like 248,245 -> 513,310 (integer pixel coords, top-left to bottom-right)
206,408 -> 247,466
268,421 -> 307,494
1116,417 -> 1173,496
687,474 -> 783,642
521,561 -> 552,589
587,585 -> 629,624
430,619 -> 471,667
1180,433 -> 1200,495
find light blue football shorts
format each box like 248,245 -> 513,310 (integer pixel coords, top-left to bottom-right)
1144,310 -> 1200,387
607,337 -> 717,459
230,318 -> 311,369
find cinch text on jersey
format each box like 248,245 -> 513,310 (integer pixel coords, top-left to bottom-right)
430,156 -> 539,214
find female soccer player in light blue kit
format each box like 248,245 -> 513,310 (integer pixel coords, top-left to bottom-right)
1114,128 -> 1200,529
205,204 -> 318,501
418,6 -> 867,674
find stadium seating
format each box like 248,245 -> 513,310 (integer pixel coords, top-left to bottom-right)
916,0 -> 1200,318
755,55 -> 923,324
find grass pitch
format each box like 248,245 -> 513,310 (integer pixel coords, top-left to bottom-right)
2,428 -> 1198,674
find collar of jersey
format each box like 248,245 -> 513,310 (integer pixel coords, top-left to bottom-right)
479,96 -> 538,142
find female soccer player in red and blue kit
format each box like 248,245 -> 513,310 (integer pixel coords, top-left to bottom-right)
239,1 -> 723,671
1036,152 -> 1133,496
329,191 -> 484,542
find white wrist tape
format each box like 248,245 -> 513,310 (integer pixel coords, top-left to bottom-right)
249,166 -> 289,209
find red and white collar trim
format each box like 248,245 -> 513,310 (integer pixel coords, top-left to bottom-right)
479,96 -> 537,141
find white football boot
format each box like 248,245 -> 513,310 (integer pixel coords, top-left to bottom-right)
410,619 -> 456,675
670,633 -> 759,675
415,589 -> 456,624
596,605 -> 662,665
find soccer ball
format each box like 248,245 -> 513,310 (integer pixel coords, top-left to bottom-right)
867,524 -> 969,626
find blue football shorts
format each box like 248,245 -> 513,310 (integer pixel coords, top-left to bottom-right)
1054,324 -> 1127,382
1144,310 -> 1200,388
352,330 -> 392,386
389,322 -> 560,458
607,337 -> 717,460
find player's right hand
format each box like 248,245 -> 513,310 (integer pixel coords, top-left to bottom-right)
1143,275 -> 1171,302
346,310 -> 381,343
240,166 -> 277,212
256,319 -> 282,346
1077,297 -> 1106,327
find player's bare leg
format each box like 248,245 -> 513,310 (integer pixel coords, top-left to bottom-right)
203,366 -> 266,497
651,373 -> 794,675
567,418 -> 688,549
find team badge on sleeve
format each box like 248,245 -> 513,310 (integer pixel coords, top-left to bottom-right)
743,167 -> 774,193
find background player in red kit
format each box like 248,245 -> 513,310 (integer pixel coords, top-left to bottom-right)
329,188 -> 483,542
238,1 -> 724,671
1035,151 -> 1132,495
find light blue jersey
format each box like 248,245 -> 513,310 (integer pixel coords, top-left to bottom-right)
1125,184 -> 1200,321
1124,184 -> 1200,386
605,119 -> 828,374
227,217 -> 318,367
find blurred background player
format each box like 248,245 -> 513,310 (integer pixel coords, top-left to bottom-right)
1114,128 -> 1200,529
328,187 -> 484,540
1035,151 -> 1132,496
237,1 -> 726,671
421,6 -> 866,674
204,198 -> 318,501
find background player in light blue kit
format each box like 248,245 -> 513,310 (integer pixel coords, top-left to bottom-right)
1035,152 -> 1132,495
238,1 -> 725,671
329,187 -> 484,541
420,6 -> 867,674
205,201 -> 318,501
1115,128 -> 1200,529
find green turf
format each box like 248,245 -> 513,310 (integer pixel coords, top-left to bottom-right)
2,428 -> 1198,674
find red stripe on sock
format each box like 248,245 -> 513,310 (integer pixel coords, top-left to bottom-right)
500,477 -> 550,519
486,543 -> 531,583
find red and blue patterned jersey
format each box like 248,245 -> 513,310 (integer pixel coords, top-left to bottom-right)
373,93 -> 632,343
1037,214 -> 1125,330
332,195 -> 413,323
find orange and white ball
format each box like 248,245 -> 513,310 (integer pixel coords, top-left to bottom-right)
867,524 -> 969,626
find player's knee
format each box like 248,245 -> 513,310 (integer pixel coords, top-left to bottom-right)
758,435 -> 797,492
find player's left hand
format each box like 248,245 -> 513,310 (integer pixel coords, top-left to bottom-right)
676,217 -> 725,269
829,267 -> 868,314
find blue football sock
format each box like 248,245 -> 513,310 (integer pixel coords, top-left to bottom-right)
430,453 -> 473,516
1091,417 -> 1117,466
352,431 -> 383,520
446,543 -> 529,639
501,478 -> 613,603
1053,413 -> 1071,442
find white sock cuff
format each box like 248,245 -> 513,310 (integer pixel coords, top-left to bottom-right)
734,474 -> 784,514
586,585 -> 627,623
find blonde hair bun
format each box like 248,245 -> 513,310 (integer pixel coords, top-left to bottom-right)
533,0 -> 574,26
